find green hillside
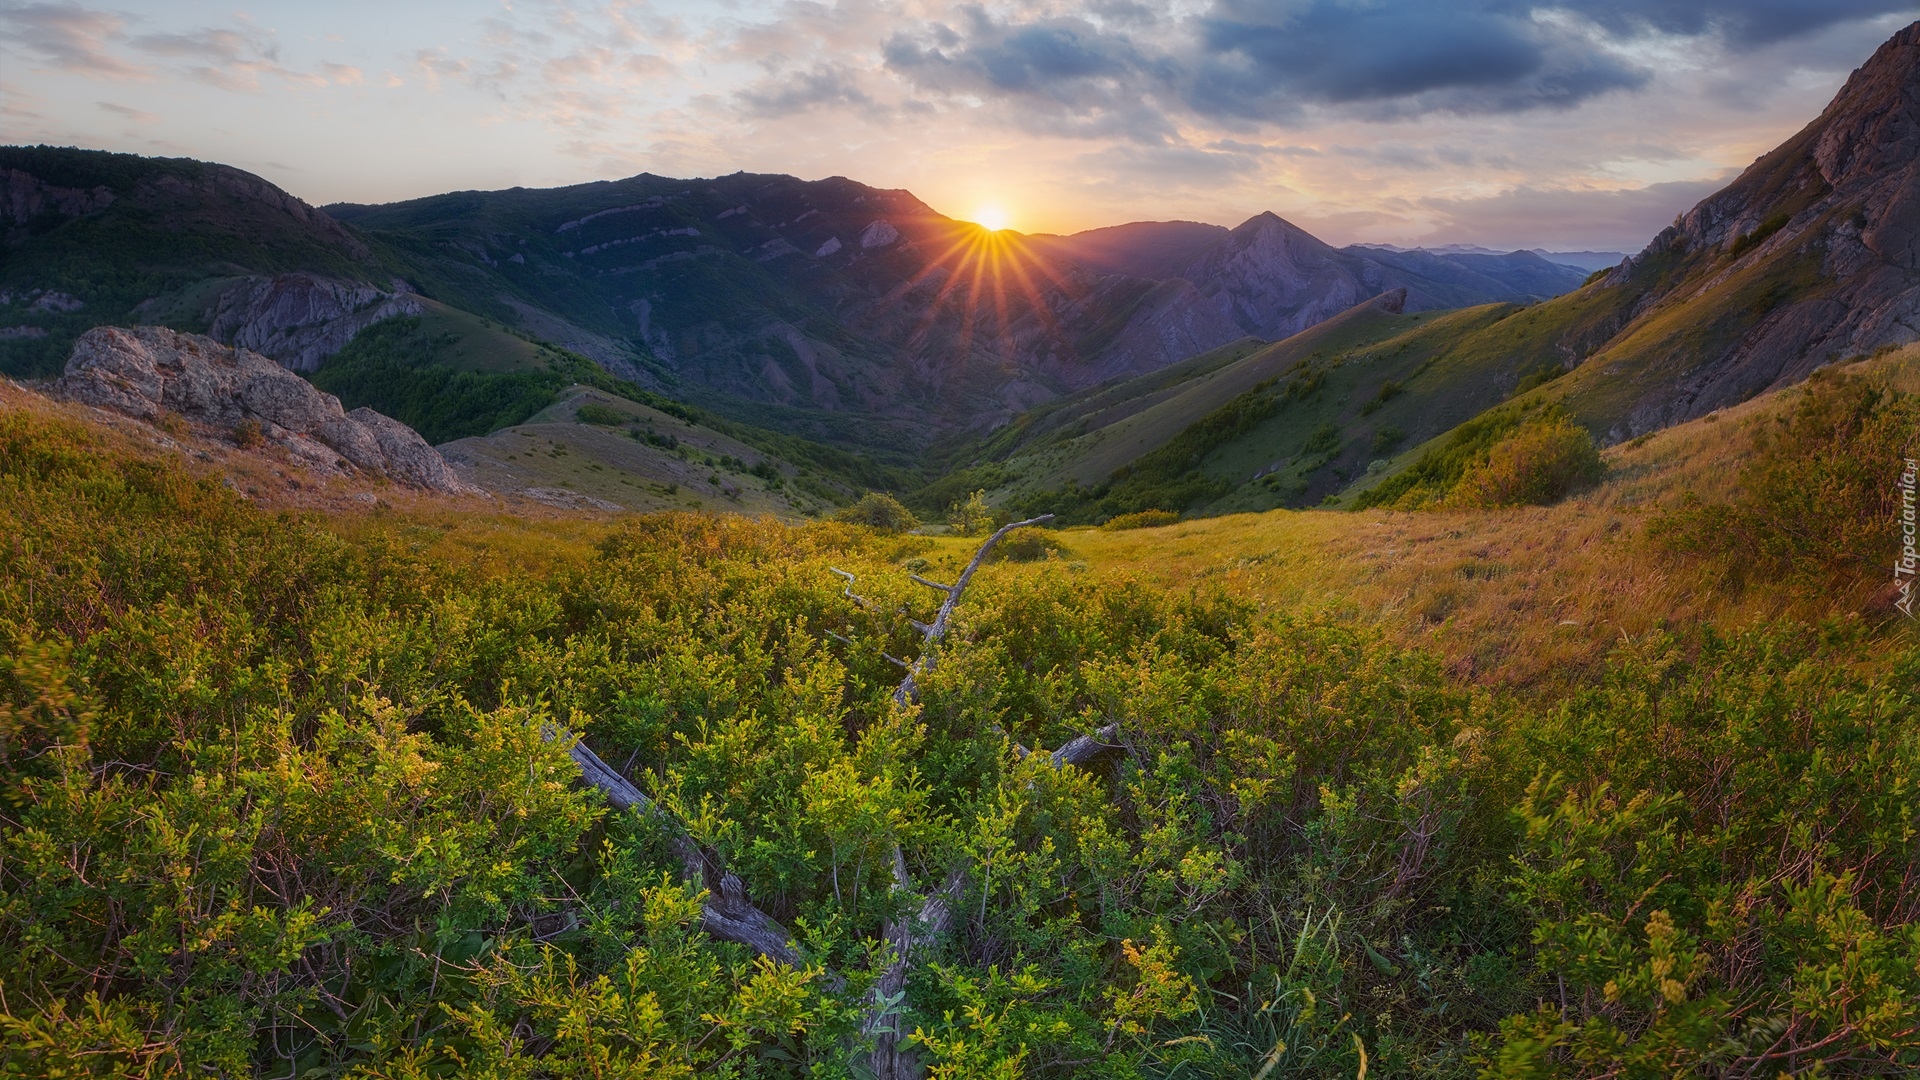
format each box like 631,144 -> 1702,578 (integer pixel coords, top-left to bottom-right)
3,361 -> 1918,1076
942,291 -> 1609,521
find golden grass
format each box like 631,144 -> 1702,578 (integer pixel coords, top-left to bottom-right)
916,347 -> 1920,689
14,343 -> 1920,691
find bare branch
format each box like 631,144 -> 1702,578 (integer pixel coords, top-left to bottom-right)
830,567 -> 873,610
853,718 -> 1124,1078
908,574 -> 955,594
894,515 -> 1053,705
555,730 -> 806,968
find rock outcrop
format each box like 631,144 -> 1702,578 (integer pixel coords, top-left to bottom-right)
1593,21 -> 1920,433
55,325 -> 475,494
204,273 -> 424,372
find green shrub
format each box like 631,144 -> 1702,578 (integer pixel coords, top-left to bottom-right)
1446,415 -> 1602,508
1353,404 -> 1537,510
947,489 -> 994,535
1370,426 -> 1405,455
1302,422 -> 1342,455
574,402 -> 627,426
833,491 -> 920,533
1650,371 -> 1920,597
1101,509 -> 1179,531
5,397 -> 1920,1077
989,526 -> 1071,563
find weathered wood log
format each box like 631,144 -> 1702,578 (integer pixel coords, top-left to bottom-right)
563,733 -> 806,967
894,514 -> 1052,706
863,852 -> 966,1080
1051,724 -> 1124,770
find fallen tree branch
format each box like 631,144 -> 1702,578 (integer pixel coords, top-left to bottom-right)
894,514 -> 1052,706
560,731 -> 805,967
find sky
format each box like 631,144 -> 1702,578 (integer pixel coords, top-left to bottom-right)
2,1 -> 1916,252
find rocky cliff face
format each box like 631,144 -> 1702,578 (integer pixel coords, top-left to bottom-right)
1,168 -> 115,233
204,273 -> 424,372
56,326 -> 474,494
1588,21 -> 1920,433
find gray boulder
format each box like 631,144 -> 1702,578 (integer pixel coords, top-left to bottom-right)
56,325 -> 477,494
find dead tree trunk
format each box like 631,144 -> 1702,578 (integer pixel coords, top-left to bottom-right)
564,733 -> 805,966
559,513 -> 1128,1079
893,515 -> 1052,706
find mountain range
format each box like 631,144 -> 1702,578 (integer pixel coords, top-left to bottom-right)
4,20 -> 1920,520
0,146 -> 1583,444
948,21 -> 1920,517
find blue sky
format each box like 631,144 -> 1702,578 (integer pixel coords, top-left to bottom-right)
3,1 -> 1915,250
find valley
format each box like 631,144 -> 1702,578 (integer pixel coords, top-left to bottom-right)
4,15 -> 1920,1080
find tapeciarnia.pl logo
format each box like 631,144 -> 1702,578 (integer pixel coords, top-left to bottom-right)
1899,457 -> 1918,619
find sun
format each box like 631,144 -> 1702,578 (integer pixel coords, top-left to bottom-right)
971,204 -> 1010,232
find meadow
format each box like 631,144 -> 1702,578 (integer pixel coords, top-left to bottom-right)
1,348 -> 1917,1078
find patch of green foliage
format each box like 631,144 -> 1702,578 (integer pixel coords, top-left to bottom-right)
308,317 -> 563,443
986,525 -> 1071,563
1446,415 -> 1604,508
1360,379 -> 1403,415
1100,509 -> 1180,531
947,489 -> 995,535
1,405 -> 1918,1076
1651,370 -> 1920,597
1085,379 -> 1283,520
574,402 -> 629,426
1728,211 -> 1792,258
1352,402 -> 1547,510
832,492 -> 920,533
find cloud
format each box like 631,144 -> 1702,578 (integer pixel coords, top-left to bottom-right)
1554,0 -> 1916,47
878,0 -> 1914,128
97,100 -> 157,123
0,2 -> 148,79
739,62 -> 876,116
133,24 -> 324,90
1413,176 -> 1737,251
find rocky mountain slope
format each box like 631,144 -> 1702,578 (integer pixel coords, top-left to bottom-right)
941,20 -> 1920,521
1030,216 -> 1589,341
1345,19 -> 1920,445
55,325 -> 474,493
0,142 -> 1593,458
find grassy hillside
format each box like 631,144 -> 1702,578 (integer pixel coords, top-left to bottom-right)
439,385 -> 841,517
2,354 -> 1917,1077
945,290 -> 1615,522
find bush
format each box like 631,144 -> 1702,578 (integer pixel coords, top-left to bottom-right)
833,492 -> 920,533
231,417 -> 265,449
1446,415 -> 1603,508
1102,509 -> 1180,531
1650,371 -> 1920,597
574,402 -> 627,426
1353,405 -> 1535,510
989,526 -> 1071,562
947,489 -> 994,535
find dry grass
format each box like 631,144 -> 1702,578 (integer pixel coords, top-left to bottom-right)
15,344 -> 1920,691
915,347 -> 1920,689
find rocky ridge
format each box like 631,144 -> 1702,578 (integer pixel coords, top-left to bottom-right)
201,273 -> 425,372
1588,21 -> 1920,433
56,325 -> 475,494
